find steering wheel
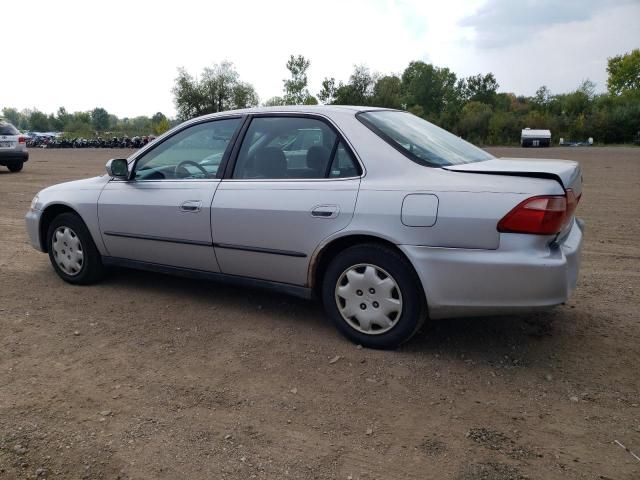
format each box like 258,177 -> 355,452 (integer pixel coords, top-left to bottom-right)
174,160 -> 208,178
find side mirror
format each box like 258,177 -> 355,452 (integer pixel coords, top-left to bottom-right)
106,158 -> 129,179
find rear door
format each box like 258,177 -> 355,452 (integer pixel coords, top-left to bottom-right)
211,114 -> 362,286
97,116 -> 243,271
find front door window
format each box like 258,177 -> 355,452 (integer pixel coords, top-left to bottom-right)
133,118 -> 241,180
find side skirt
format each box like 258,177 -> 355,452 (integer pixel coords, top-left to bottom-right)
102,256 -> 314,300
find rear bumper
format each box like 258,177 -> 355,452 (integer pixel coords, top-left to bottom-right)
401,218 -> 584,319
0,149 -> 28,164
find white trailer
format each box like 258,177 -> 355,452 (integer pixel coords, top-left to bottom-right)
521,128 -> 551,147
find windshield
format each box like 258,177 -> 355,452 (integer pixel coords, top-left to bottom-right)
357,110 -> 494,167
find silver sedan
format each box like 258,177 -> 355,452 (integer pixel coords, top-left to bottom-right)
25,106 -> 584,348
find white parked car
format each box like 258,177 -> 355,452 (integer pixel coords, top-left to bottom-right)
0,121 -> 29,172
25,106 -> 583,348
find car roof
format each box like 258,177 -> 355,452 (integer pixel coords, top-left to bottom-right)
196,105 -> 390,120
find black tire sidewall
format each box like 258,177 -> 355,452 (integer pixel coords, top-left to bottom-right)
7,161 -> 23,172
322,244 -> 426,349
47,212 -> 103,284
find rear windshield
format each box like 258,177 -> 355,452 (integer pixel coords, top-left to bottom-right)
357,110 -> 493,167
0,123 -> 19,135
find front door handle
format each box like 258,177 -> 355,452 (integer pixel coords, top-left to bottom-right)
180,200 -> 202,213
311,205 -> 339,218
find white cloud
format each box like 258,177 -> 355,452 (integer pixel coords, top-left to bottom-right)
2,0 -> 638,117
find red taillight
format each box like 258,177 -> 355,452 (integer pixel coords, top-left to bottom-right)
565,188 -> 579,221
498,195 -> 567,235
18,136 -> 26,144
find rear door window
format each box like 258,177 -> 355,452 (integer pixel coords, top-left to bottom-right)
232,116 -> 360,179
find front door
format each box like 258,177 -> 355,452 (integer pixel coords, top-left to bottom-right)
98,117 -> 243,271
211,115 -> 362,286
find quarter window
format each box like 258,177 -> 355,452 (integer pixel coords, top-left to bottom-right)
232,117 -> 359,179
329,142 -> 359,178
133,118 -> 241,180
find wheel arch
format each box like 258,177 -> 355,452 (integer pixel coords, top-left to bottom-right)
39,203 -> 83,253
309,233 -> 424,297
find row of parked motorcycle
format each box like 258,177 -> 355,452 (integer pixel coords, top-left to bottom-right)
27,136 -> 156,149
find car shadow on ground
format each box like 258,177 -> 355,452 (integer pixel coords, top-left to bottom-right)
96,266 -> 566,365
405,312 -> 562,364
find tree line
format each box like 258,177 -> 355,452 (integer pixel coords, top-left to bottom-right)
174,49 -> 640,145
0,107 -> 173,138
2,49 -> 638,144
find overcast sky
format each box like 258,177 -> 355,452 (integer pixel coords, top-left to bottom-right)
3,0 -> 639,118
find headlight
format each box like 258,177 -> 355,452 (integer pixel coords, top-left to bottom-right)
30,195 -> 39,211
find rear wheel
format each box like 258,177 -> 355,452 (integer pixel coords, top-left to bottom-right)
47,212 -> 104,284
7,161 -> 23,172
321,244 -> 426,349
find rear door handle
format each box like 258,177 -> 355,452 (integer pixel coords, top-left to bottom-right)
180,200 -> 202,213
311,205 -> 339,218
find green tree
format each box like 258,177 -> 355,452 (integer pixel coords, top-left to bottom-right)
172,62 -> 258,120
372,75 -> 403,109
153,118 -> 171,135
283,55 -> 312,105
533,86 -> 552,111
1,107 -> 21,126
401,61 -> 459,118
318,77 -> 337,104
56,107 -> 71,130
28,110 -> 50,131
577,79 -> 596,100
233,82 -> 259,109
63,111 -> 92,135
91,107 -> 110,131
463,73 -> 499,105
264,96 -> 286,107
333,65 -> 375,105
48,113 -> 63,131
151,112 -> 169,135
607,49 -> 640,96
151,112 -> 167,125
458,101 -> 493,143
173,68 -> 205,119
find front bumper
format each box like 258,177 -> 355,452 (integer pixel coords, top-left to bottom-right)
401,218 -> 584,319
25,209 -> 45,252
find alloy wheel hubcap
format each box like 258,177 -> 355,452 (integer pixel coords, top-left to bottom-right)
52,226 -> 84,276
335,263 -> 403,335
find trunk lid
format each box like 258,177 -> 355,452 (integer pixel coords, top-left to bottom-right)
443,157 -> 582,196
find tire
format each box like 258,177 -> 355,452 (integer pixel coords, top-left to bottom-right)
7,161 -> 23,172
46,212 -> 104,285
321,243 -> 427,349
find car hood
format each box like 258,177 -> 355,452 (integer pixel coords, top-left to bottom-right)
443,157 -> 582,195
41,175 -> 110,193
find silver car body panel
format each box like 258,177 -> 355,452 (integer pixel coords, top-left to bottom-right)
97,179 -> 221,271
211,178 -> 360,285
25,105 -> 584,319
401,218 -> 583,318
26,176 -> 109,253
444,157 -> 583,195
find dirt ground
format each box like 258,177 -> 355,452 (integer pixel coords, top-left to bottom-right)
0,146 -> 639,480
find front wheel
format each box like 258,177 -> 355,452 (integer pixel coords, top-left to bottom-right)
321,244 -> 427,349
47,212 -> 104,284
